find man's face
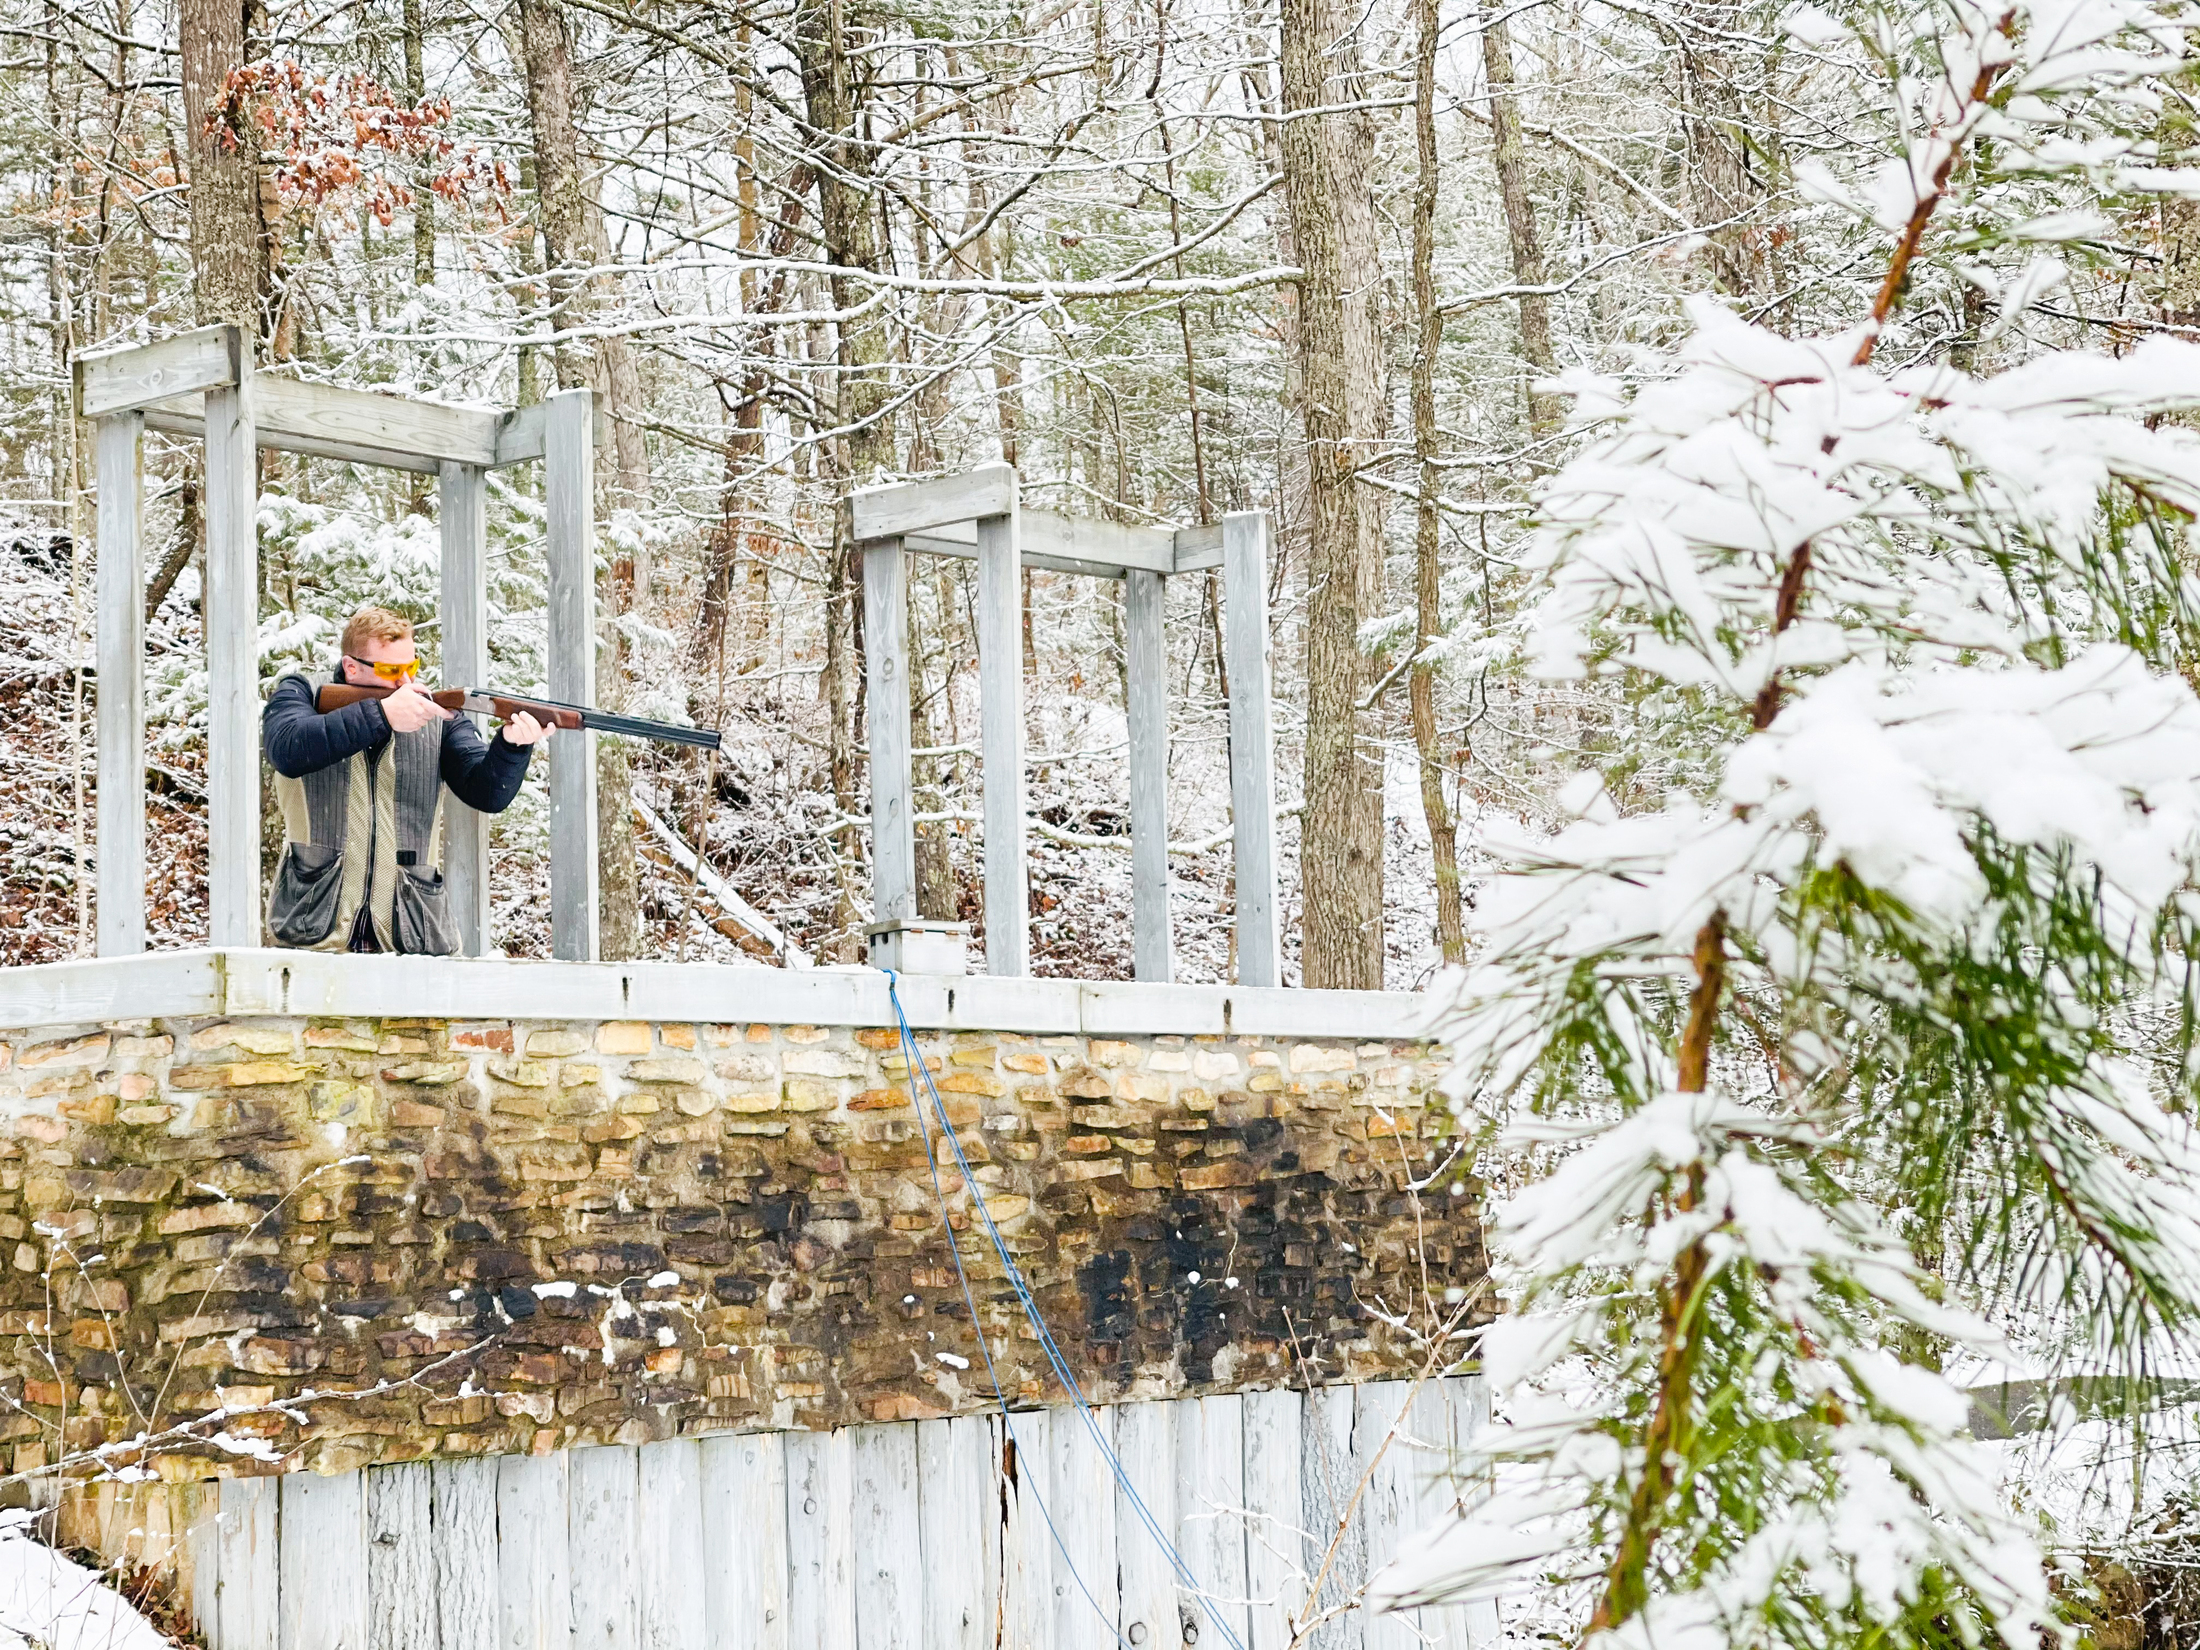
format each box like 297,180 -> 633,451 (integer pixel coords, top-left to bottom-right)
341,633 -> 418,686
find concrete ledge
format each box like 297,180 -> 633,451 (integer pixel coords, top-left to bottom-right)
0,949 -> 1436,1041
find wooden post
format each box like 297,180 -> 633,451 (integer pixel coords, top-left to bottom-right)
438,461 -> 490,956
863,537 -> 915,929
975,485 -> 1030,977
544,388 -> 598,961
1223,511 -> 1281,986
202,329 -> 259,948
1125,569 -> 1172,982
94,412 -> 145,956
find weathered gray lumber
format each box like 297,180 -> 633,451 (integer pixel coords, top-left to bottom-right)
365,1461 -> 437,1650
212,1474 -> 278,1650
142,377 -> 502,473
1125,568 -> 1173,982
544,388 -> 600,961
1223,511 -> 1281,987
902,530 -> 1126,583
850,463 -> 1016,542
278,1468 -> 368,1650
438,462 -> 491,956
850,1422 -> 924,1650
1172,523 -> 1225,573
1177,1393 -> 1252,1650
202,361 -> 260,948
493,398 -> 610,467
976,504 -> 1030,976
863,536 -> 916,928
1242,1385 -> 1308,1650
74,324 -> 238,418
900,509 -> 1177,578
94,413 -> 145,956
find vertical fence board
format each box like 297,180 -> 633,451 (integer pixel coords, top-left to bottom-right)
852,1423 -> 924,1650
1048,1403 -> 1119,1650
1300,1384 -> 1364,1650
1242,1387 -> 1306,1650
1177,1393 -> 1250,1650
366,1462 -> 437,1650
497,1451 -> 571,1650
1354,1382 -> 1420,1650
919,1414 -> 996,1650
432,1457 -> 500,1650
702,1432 -> 788,1650
786,1429 -> 856,1650
1114,1395 -> 1178,1650
638,1437 -> 705,1650
996,1409 -> 1053,1650
279,1469 -> 368,1650
214,1476 -> 279,1650
568,1445 -> 639,1650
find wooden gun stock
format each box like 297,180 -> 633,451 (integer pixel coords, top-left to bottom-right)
312,682 -> 718,749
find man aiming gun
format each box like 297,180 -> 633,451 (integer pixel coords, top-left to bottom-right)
261,605 -> 551,955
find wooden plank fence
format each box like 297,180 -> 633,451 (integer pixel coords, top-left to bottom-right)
183,1379 -> 1495,1650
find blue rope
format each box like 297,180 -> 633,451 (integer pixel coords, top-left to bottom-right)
885,972 -> 1248,1650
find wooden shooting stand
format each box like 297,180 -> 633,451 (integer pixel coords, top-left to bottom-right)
852,465 -> 1280,984
76,325 -> 606,961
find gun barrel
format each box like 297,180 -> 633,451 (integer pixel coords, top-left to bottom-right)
581,709 -> 722,750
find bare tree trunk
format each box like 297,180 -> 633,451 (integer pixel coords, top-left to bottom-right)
402,0 -> 436,287
1482,12 -> 1562,437
1676,2 -> 1762,295
1277,0 -> 1388,989
516,0 -> 646,960
796,0 -> 896,959
1414,0 -> 1465,965
178,0 -> 263,329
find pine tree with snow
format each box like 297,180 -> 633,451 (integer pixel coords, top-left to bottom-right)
1375,2 -> 2200,1645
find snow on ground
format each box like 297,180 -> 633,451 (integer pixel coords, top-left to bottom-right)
0,1515 -> 176,1650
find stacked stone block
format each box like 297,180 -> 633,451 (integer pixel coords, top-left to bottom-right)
0,1016 -> 1484,1479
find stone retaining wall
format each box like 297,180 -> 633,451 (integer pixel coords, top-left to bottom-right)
0,1013 -> 1483,1480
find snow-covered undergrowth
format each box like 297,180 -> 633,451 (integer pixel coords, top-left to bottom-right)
0,1516 -> 175,1650
1372,2 -> 2200,1646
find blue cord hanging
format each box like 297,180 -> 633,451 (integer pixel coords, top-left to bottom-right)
886,971 -> 1251,1650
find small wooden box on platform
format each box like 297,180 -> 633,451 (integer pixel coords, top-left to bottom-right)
863,918 -> 971,975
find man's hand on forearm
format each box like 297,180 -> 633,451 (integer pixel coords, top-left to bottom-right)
499,710 -> 553,748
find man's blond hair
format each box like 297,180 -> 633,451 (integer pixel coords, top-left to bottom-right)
341,606 -> 414,656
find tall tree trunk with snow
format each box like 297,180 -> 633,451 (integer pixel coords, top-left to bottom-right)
1483,12 -> 1562,437
1413,0 -> 1465,965
1676,1 -> 1762,295
402,0 -> 436,287
178,0 -> 263,329
796,0 -> 896,958
1277,0 -> 1388,989
517,0 -> 647,961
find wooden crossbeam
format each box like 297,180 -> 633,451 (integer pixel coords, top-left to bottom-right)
75,325 -> 241,418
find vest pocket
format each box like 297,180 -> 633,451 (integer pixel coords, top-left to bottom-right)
268,843 -> 344,945
394,867 -> 459,956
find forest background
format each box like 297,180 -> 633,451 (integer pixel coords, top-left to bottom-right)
0,0 -> 2183,987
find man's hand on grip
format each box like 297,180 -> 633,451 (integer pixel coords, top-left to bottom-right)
379,681 -> 454,734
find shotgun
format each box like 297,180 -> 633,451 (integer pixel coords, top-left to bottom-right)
316,682 -> 722,750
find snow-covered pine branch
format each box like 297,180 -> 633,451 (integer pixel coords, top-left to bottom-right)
1373,1 -> 2200,1645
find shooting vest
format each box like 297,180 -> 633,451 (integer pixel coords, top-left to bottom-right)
265,667 -> 456,954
